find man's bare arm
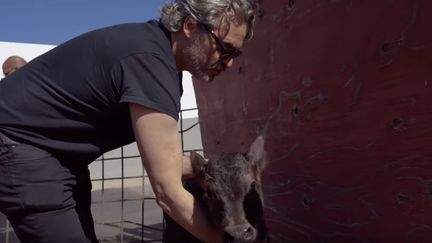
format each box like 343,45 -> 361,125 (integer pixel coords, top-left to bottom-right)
182,155 -> 194,181
129,103 -> 221,243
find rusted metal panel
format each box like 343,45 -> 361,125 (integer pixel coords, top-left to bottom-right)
193,0 -> 432,242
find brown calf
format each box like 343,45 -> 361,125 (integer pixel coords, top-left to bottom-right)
163,136 -> 269,243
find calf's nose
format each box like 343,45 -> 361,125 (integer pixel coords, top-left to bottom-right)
223,225 -> 256,243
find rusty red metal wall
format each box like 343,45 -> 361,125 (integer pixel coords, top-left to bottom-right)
193,0 -> 432,242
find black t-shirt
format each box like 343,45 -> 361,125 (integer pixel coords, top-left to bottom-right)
0,20 -> 182,162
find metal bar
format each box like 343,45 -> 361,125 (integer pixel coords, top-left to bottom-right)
91,175 -> 144,182
100,155 -> 105,243
180,108 -> 184,152
5,220 -> 10,243
120,146 -> 125,243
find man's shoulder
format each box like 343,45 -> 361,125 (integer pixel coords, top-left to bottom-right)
93,20 -> 171,56
97,20 -> 165,39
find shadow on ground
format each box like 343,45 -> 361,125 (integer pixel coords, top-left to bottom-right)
99,222 -> 164,243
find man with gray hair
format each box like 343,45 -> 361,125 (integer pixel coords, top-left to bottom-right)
0,0 -> 260,242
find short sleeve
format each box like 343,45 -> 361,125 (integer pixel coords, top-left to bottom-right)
113,53 -> 181,120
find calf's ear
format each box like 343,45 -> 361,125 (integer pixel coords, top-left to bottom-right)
247,136 -> 267,169
190,151 -> 207,179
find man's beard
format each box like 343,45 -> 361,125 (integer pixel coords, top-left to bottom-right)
183,34 -> 220,82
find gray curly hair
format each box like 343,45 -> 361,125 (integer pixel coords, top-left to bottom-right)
160,0 -> 260,40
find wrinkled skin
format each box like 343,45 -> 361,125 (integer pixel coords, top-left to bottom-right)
190,136 -> 269,243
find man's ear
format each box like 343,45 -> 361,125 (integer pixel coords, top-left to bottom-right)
183,15 -> 199,38
247,136 -> 267,170
190,151 -> 207,179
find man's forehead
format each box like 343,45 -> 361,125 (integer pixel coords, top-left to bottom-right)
217,21 -> 248,49
3,60 -> 25,76
3,58 -> 26,68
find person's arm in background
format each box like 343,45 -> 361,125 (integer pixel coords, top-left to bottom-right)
129,103 -> 221,243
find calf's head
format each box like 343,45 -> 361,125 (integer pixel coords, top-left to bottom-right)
191,136 -> 269,243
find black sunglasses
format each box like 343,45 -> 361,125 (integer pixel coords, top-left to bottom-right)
198,23 -> 242,61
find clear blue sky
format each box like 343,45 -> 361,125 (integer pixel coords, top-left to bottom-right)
1,0 -> 169,45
